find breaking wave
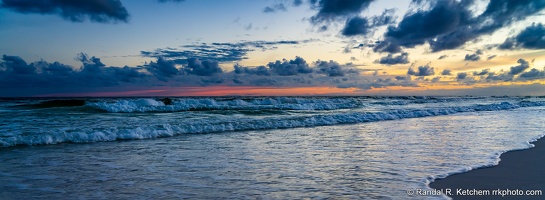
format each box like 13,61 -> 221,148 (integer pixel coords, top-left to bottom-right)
2,101 -> 545,147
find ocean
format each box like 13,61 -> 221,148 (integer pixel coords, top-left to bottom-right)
1,96 -> 544,199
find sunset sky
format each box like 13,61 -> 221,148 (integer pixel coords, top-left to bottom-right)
1,0 -> 545,97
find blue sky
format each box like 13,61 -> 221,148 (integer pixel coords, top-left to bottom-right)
1,0 -> 545,97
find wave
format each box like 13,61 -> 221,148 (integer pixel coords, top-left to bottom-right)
85,97 -> 365,112
2,101 -> 543,147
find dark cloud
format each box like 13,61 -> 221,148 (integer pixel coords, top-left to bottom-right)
473,69 -> 489,76
485,71 -> 513,82
438,55 -> 448,60
263,3 -> 287,13
407,65 -> 434,76
316,60 -> 345,76
464,49 -> 483,61
314,60 -> 358,77
508,58 -> 530,75
145,57 -> 179,81
487,55 -> 497,60
456,72 -> 468,80
267,56 -> 313,76
441,69 -> 452,75
374,0 -> 545,53
0,53 -> 147,89
464,53 -> 480,61
141,40 -> 307,64
1,0 -> 129,23
519,68 -> 545,80
499,23 -> 545,50
375,52 -> 409,65
233,64 -> 270,76
341,9 -> 396,36
1,55 -> 36,74
112,66 -> 145,82
341,17 -> 372,36
0,53 -> 425,96
185,58 -> 223,76
309,0 -> 375,24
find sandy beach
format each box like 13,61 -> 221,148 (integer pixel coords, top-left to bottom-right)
430,137 -> 545,199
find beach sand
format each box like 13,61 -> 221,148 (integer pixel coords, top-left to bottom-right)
430,137 -> 545,199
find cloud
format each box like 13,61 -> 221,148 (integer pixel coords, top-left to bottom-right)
234,64 -> 270,76
341,17 -> 372,36
441,69 -> 452,75
464,54 -> 480,61
473,69 -> 489,76
341,9 -> 396,36
315,60 -> 359,77
1,0 -> 129,23
487,55 -> 497,60
508,58 -> 530,75
309,0 -> 375,24
519,68 -> 545,80
141,40 -> 308,64
456,72 -> 468,80
145,57 -> 179,81
0,53 -> 147,89
438,55 -> 448,60
1,55 -> 36,74
375,52 -> 409,65
464,49 -> 483,61
407,65 -> 434,76
374,0 -> 545,53
0,53 -> 425,96
485,71 -> 512,82
184,58 -> 223,76
267,56 -> 313,76
499,23 -> 545,50
263,3 -> 287,13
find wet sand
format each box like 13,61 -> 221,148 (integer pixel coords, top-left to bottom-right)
430,137 -> 545,199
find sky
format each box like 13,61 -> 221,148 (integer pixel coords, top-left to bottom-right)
1,0 -> 545,97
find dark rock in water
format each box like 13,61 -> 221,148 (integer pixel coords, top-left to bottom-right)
160,97 -> 173,105
29,99 -> 86,108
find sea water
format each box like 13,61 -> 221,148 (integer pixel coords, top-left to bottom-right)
0,96 -> 544,199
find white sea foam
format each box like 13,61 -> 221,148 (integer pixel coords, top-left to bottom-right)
86,97 -> 364,112
2,101 -> 542,147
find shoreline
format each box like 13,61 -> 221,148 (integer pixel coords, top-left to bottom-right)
429,137 -> 545,199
